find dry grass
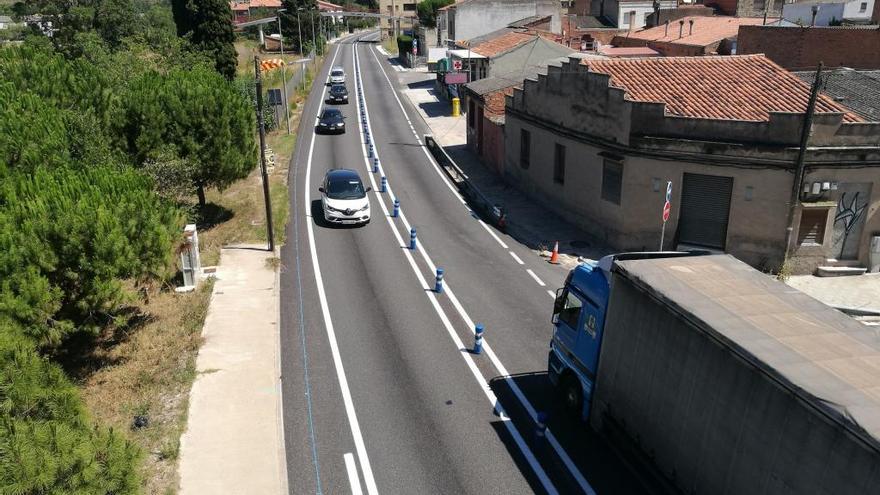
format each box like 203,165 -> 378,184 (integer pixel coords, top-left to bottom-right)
382,37 -> 399,55
79,281 -> 213,495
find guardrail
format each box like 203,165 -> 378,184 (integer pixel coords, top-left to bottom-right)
423,134 -> 507,231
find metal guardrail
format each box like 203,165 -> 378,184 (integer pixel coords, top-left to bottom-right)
423,134 -> 507,231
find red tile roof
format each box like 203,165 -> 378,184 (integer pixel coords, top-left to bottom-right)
470,32 -> 536,57
622,16 -> 772,47
598,46 -> 660,57
582,55 -> 863,122
484,87 -> 516,117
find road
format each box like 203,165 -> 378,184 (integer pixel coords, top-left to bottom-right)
279,31 -> 653,495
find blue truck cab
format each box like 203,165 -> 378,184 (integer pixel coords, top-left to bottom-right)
548,252 -> 702,420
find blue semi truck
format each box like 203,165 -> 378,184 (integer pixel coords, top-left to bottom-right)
548,253 -> 880,494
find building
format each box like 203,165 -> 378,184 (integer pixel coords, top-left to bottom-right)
737,24 -> 880,69
230,0 -> 282,23
503,54 -> 880,273
794,68 -> 880,121
611,16 -> 772,56
706,0 -> 783,17
589,0 -> 678,30
783,0 -> 876,26
450,28 -> 574,81
380,0 -> 417,39
438,0 -> 561,44
0,15 -> 18,30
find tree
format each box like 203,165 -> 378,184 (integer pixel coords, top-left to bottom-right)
417,0 -> 454,29
0,327 -> 142,493
280,0 -> 319,54
123,66 -> 256,206
170,0 -> 238,79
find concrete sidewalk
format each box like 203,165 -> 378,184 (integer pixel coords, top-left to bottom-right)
786,273 -> 880,315
394,66 -> 613,264
178,246 -> 286,494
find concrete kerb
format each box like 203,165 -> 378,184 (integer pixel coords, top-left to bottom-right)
273,245 -> 288,495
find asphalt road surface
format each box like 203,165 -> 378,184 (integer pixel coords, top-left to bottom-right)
279,30 -> 654,495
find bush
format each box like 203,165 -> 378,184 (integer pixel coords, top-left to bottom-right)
396,34 -> 413,56
0,326 -> 142,493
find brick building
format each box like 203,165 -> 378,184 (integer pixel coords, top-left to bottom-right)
738,25 -> 880,70
706,0 -> 783,17
503,55 -> 880,273
612,15 -> 771,56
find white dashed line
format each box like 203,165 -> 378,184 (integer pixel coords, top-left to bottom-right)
547,289 -> 557,299
526,269 -> 546,287
509,251 -> 524,265
344,453 -> 363,495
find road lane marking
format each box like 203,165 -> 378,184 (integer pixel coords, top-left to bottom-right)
547,290 -> 557,299
344,453 -> 363,495
359,42 -> 595,495
509,251 -> 525,265
305,39 -> 380,495
352,42 -> 559,495
526,269 -> 546,287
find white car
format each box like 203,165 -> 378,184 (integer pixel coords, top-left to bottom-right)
329,66 -> 346,85
319,168 -> 371,225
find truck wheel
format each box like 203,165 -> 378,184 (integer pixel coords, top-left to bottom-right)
561,375 -> 583,417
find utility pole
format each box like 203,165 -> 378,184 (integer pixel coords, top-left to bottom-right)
311,11 -> 318,59
253,57 -> 276,253
277,10 -> 291,135
784,62 -> 823,258
296,10 -> 303,55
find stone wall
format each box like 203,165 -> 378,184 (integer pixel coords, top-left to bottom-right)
738,25 -> 880,70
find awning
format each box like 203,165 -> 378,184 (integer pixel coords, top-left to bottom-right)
447,49 -> 487,59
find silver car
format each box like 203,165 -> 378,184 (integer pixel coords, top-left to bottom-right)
329,66 -> 346,85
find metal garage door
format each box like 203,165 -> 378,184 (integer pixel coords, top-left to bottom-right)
678,173 -> 734,249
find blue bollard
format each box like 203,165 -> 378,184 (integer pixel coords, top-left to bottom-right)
392,198 -> 400,217
535,412 -> 548,441
380,176 -> 387,193
473,324 -> 484,354
435,268 -> 444,293
368,144 -> 374,159
373,157 -> 379,173
409,228 -> 417,250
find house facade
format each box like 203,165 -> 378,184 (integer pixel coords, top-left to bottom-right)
438,0 -> 561,43
783,0 -> 876,26
502,55 -> 880,273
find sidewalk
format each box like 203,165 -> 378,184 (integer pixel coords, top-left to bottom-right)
395,68 -> 613,265
785,273 -> 880,314
178,246 -> 286,494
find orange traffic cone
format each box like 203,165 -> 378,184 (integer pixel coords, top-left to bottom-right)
549,241 -> 560,264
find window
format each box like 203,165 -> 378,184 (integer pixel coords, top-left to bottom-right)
554,291 -> 583,330
468,100 -> 475,128
404,3 -> 416,10
553,143 -> 566,184
601,159 -> 623,205
859,2 -> 868,12
797,208 -> 828,246
520,129 -> 531,169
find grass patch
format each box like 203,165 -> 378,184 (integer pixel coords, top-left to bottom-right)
382,37 -> 399,55
79,279 -> 214,495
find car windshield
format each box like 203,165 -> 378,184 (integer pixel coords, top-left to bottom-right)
331,85 -> 345,93
331,70 -> 344,77
327,178 -> 365,199
322,109 -> 341,119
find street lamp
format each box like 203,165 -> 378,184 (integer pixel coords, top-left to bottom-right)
277,8 -> 291,135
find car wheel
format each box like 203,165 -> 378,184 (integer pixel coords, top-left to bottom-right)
560,374 -> 583,418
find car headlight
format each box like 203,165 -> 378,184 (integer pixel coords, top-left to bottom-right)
319,123 -> 327,126
358,204 -> 369,212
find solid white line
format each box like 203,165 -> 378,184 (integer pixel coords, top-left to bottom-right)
547,289 -> 557,299
305,40 -> 380,495
352,42 -> 559,495
365,44 -> 594,495
344,453 -> 363,495
509,251 -> 525,265
526,269 -> 547,287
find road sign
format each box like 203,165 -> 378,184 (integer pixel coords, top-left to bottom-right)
662,201 -> 671,222
665,180 -> 673,203
452,59 -> 462,71
267,88 -> 282,106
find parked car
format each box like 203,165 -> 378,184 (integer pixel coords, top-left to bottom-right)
328,84 -> 348,104
329,66 -> 346,85
316,108 -> 345,134
319,169 -> 371,225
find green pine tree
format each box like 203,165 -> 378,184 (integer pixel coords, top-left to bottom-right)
170,0 -> 238,79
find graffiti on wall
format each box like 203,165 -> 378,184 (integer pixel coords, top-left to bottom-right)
832,184 -> 871,260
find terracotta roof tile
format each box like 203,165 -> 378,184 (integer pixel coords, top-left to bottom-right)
470,31 -> 536,57
582,55 -> 863,122
484,87 -> 516,117
621,16 -> 773,47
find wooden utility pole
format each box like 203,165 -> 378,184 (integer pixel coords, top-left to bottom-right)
784,62 -> 824,258
253,57 -> 276,252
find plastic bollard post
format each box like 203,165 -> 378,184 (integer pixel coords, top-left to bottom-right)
409,228 -> 417,250
380,176 -> 387,193
392,198 -> 400,217
373,157 -> 379,173
535,412 -> 548,441
473,324 -> 484,354
435,268 -> 444,293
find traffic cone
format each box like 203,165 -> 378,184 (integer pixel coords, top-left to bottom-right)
549,241 -> 560,264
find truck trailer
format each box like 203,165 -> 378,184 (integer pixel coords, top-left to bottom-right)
548,253 -> 880,494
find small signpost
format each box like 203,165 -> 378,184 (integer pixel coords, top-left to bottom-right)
452,59 -> 462,71
660,181 -> 672,250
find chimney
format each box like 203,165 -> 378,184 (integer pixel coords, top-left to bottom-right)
763,9 -> 768,25
679,19 -> 684,38
689,19 -> 694,35
665,19 -> 669,37
652,0 -> 661,27
811,5 -> 819,26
